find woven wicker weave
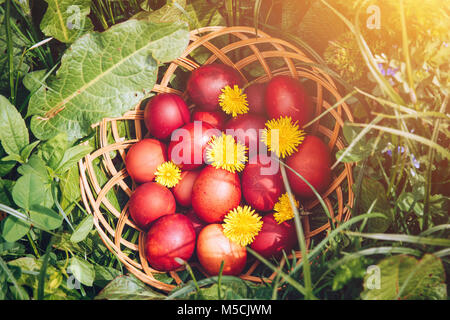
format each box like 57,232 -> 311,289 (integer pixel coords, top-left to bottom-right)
78,26 -> 354,292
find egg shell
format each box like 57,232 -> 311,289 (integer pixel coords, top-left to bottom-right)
241,154 -> 284,212
187,64 -> 244,111
172,169 -> 202,207
144,214 -> 196,271
223,113 -> 266,150
144,93 -> 190,140
265,75 -> 313,128
128,182 -> 176,231
184,208 -> 207,237
244,82 -> 267,115
196,224 -> 247,276
191,166 -> 241,223
168,121 -> 220,170
286,135 -> 332,198
125,139 -> 167,184
192,110 -> 227,130
250,213 -> 297,259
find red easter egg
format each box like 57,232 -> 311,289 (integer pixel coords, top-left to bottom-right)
172,169 -> 201,207
224,113 -> 266,150
168,121 -> 220,170
144,93 -> 190,140
187,64 -> 244,111
196,224 -> 247,276
241,154 -> 284,212
191,166 -> 241,223
265,75 -> 313,128
128,182 -> 176,231
192,110 -> 226,130
184,209 -> 207,236
125,139 -> 167,184
250,213 -> 297,259
286,135 -> 332,198
145,214 -> 196,271
245,82 -> 267,115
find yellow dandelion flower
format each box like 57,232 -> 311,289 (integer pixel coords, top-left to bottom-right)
206,133 -> 248,173
219,85 -> 249,117
273,193 -> 300,224
154,161 -> 181,188
223,205 -> 263,246
261,116 -> 306,158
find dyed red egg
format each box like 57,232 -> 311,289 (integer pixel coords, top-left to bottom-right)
125,139 -> 167,184
168,121 -> 220,170
241,154 -> 284,212
224,113 -> 266,150
286,135 -> 332,198
172,169 -> 201,207
128,182 -> 176,231
191,166 -> 241,223
144,93 -> 190,140
144,214 -> 196,271
192,110 -> 226,130
265,75 -> 313,128
187,64 -> 244,111
250,213 -> 297,259
196,224 -> 247,276
184,209 -> 207,236
245,82 -> 267,115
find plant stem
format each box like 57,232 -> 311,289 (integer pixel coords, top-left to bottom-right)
279,164 -> 314,300
5,0 -> 15,104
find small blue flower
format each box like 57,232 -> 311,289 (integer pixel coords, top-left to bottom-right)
411,154 -> 420,169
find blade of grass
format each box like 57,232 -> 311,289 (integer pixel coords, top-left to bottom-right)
37,236 -> 55,300
344,231 -> 450,247
0,255 -> 26,300
399,0 -> 416,103
5,0 -> 15,103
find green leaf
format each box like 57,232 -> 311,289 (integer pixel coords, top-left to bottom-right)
70,215 -> 93,243
60,165 -> 81,204
29,205 -> 63,231
55,144 -> 93,174
362,254 -> 447,300
95,275 -> 165,300
67,256 -> 95,287
13,0 -> 31,16
12,173 -> 52,211
40,0 -> 93,43
28,19 -> 189,141
17,154 -> 50,182
23,70 -> 48,93
38,132 -> 70,170
0,95 -> 29,156
0,178 -> 14,207
93,264 -> 121,285
19,141 -> 40,163
1,215 -> 31,242
135,0 -> 187,23
354,178 -> 393,232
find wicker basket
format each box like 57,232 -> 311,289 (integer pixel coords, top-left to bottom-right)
78,26 -> 354,292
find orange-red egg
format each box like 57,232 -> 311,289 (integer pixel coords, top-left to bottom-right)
196,224 -> 247,276
125,139 -> 167,184
172,169 -> 201,207
245,82 -> 267,115
286,135 -> 332,198
265,75 -> 313,128
191,166 -> 241,223
241,154 -> 284,212
128,182 -> 176,231
145,214 -> 196,271
224,113 -> 266,150
192,110 -> 226,130
250,213 -> 297,259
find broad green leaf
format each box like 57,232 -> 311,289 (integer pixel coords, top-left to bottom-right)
17,154 -> 50,182
0,178 -> 14,207
20,141 -> 40,163
67,256 -> 95,287
1,215 -> 30,242
362,254 -> 447,300
70,215 -> 93,243
95,275 -> 165,300
0,95 -> 29,156
13,0 -> 31,16
23,70 -> 48,93
60,165 -> 81,204
40,0 -> 93,43
135,0 -> 187,23
29,205 -> 63,230
55,144 -> 93,174
38,132 -> 70,170
354,178 -> 393,232
28,19 -> 189,141
12,173 -> 53,211
93,264 -> 121,285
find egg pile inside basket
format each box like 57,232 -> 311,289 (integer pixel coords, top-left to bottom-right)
79,26 -> 354,292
